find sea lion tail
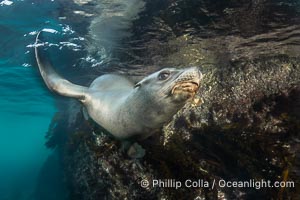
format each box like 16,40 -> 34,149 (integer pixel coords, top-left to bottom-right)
35,31 -> 87,102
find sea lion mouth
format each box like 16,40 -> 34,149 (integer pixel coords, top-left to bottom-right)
171,82 -> 199,95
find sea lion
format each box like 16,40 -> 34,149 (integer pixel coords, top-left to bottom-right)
35,31 -> 202,140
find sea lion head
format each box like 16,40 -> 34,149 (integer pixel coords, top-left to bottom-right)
133,67 -> 202,126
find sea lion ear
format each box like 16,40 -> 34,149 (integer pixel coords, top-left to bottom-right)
134,78 -> 146,88
134,75 -> 152,88
134,82 -> 141,88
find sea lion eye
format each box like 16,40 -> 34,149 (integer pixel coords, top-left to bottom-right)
158,71 -> 170,80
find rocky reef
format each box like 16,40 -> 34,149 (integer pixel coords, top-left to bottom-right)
43,0 -> 300,199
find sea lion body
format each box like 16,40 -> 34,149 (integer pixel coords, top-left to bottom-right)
86,74 -> 141,139
35,31 -> 202,140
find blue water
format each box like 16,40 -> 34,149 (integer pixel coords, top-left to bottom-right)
0,1 -> 73,199
0,0 -> 152,198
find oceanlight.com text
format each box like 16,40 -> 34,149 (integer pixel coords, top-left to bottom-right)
140,179 -> 295,190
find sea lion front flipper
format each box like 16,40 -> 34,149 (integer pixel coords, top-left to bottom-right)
35,31 -> 88,102
121,141 -> 146,159
82,106 -> 90,120
127,143 -> 146,159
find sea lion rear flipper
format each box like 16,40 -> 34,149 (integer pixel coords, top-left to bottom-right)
35,31 -> 87,101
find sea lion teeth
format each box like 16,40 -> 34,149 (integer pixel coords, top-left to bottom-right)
35,31 -> 203,140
